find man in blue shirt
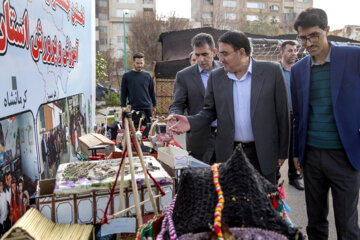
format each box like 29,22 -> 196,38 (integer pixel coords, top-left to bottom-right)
279,40 -> 304,191
169,33 -> 222,163
291,8 -> 360,239
167,31 -> 289,184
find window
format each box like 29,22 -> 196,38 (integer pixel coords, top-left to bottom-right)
117,36 -> 124,44
99,38 -> 108,45
296,7 -> 304,12
246,2 -> 265,9
223,25 -> 233,30
143,0 -> 153,3
223,1 -> 236,7
117,0 -> 136,3
202,12 -> 213,19
116,9 -> 136,17
284,7 -> 294,13
98,0 -> 107,7
203,0 -> 213,6
143,8 -> 154,16
246,15 -> 259,21
269,5 -> 279,12
223,13 -> 236,20
297,0 -> 309,2
98,26 -> 107,33
98,13 -> 108,20
116,23 -> 122,31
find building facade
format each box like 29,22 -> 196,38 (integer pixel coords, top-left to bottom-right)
96,0 -> 156,59
331,25 -> 360,41
191,0 -> 313,34
96,0 -> 156,89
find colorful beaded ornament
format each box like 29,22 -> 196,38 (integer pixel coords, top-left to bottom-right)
211,163 -> 224,240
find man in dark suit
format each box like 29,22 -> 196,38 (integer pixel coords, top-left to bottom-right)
41,135 -> 50,179
291,8 -> 360,239
167,31 -> 290,184
279,40 -> 304,191
169,33 -> 222,164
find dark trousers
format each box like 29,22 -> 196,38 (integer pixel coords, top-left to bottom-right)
288,111 -> 301,180
276,112 -> 300,182
235,143 -> 277,185
303,146 -> 360,240
132,109 -> 152,129
202,128 -> 216,165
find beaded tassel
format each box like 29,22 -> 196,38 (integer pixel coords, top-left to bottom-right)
211,163 -> 224,240
157,194 -> 178,240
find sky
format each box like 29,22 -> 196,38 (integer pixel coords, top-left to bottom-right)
156,0 -> 360,30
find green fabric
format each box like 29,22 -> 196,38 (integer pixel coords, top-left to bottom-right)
307,63 -> 343,149
140,221 -> 154,239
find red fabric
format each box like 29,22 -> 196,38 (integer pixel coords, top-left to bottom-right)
272,198 -> 279,210
10,194 -> 20,224
153,215 -> 165,238
278,185 -> 286,200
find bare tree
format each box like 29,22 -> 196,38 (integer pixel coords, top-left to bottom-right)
211,1 -> 240,30
127,11 -> 190,68
164,12 -> 191,32
240,11 -> 280,36
103,49 -> 123,89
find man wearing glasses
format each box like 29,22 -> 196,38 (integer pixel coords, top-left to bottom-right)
169,33 -> 222,164
167,31 -> 290,184
291,8 -> 360,239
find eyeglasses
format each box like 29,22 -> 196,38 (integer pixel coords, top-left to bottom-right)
297,32 -> 321,45
216,50 -> 237,58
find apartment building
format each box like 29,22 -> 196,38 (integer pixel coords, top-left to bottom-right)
96,0 -> 156,59
332,25 -> 360,41
191,0 -> 313,33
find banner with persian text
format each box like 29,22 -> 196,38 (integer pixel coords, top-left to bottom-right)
0,0 -> 93,121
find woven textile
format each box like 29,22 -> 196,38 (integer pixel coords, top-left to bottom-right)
179,227 -> 288,240
172,146 -> 303,239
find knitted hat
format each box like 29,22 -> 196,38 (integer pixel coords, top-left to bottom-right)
172,145 -> 304,240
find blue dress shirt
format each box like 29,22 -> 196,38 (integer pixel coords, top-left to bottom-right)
280,62 -> 292,110
198,63 -> 218,127
227,58 -> 254,142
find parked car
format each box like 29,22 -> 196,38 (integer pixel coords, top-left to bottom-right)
96,83 -> 119,101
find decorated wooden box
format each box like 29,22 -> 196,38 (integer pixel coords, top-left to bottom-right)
36,156 -> 174,224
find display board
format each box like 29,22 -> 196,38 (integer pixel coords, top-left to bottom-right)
0,0 -> 94,232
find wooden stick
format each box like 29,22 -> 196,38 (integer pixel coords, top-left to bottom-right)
128,119 -> 158,215
138,117 -> 144,132
117,152 -> 126,215
123,117 -> 143,226
108,191 -> 168,220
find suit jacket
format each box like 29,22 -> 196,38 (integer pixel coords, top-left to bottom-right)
188,59 -> 290,175
169,62 -> 222,159
291,44 -> 360,170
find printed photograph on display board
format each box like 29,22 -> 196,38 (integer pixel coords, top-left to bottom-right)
37,98 -> 69,179
37,94 -> 86,179
67,94 -> 87,156
0,113 -> 39,235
